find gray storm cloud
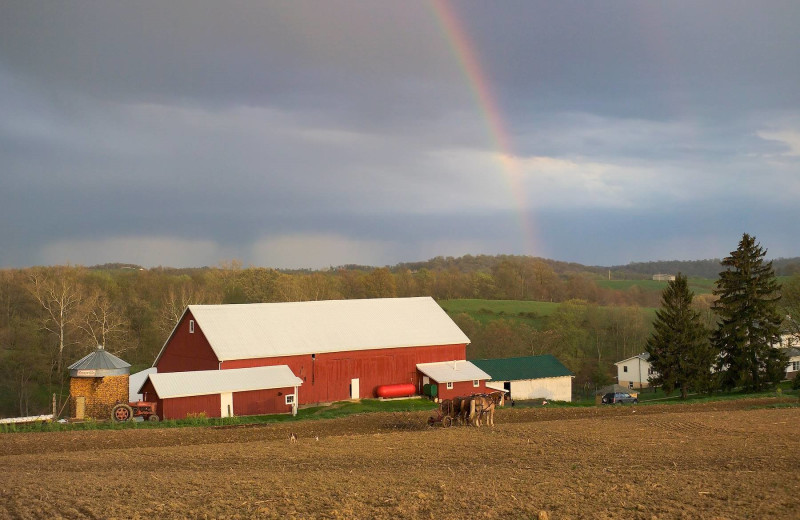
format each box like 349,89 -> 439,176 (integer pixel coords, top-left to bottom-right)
1,1 -> 799,268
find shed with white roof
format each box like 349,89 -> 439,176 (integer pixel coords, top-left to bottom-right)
139,365 -> 303,419
416,360 -> 491,400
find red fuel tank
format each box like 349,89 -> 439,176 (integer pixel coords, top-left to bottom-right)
376,383 -> 416,398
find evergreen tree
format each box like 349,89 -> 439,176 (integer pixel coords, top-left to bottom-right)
712,233 -> 786,391
646,273 -> 715,398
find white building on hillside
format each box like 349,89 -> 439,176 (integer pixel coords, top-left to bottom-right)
615,353 -> 656,389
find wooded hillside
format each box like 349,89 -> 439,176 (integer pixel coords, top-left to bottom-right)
2,254 -> 797,417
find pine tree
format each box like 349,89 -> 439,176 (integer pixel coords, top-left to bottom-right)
646,273 -> 715,398
712,233 -> 786,391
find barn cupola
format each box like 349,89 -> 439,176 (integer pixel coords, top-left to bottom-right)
68,346 -> 131,420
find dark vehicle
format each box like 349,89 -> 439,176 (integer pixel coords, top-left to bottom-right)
601,392 -> 638,405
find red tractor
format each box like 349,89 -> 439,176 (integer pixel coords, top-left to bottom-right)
111,400 -> 159,422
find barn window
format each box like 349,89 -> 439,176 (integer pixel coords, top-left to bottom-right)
623,366 -> 628,373
189,320 -> 195,333
446,382 -> 453,390
285,394 -> 295,405
473,380 -> 479,387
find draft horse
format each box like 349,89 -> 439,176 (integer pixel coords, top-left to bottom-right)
469,391 -> 506,427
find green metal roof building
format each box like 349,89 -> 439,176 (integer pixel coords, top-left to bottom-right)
472,355 -> 574,402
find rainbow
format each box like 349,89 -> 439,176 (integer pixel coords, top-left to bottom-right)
431,0 -> 538,256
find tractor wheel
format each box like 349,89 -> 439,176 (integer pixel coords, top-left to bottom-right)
148,414 -> 160,422
112,403 -> 134,422
443,416 -> 453,428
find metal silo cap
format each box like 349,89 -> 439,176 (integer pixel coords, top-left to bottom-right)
68,346 -> 131,377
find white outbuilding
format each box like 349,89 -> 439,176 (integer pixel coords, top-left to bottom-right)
472,355 -> 574,402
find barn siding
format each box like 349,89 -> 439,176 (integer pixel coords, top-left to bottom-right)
156,310 -> 220,373
138,379 -> 163,419
221,343 -> 466,404
233,387 -> 295,416
163,394 -> 222,419
434,379 -> 489,401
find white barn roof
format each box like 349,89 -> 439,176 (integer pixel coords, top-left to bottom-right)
142,365 -> 302,399
416,360 -> 490,383
161,297 -> 470,362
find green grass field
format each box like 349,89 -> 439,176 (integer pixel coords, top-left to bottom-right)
438,299 -> 560,327
439,298 -> 658,329
595,277 -> 716,294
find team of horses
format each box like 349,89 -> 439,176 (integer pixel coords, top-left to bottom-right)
433,391 -> 507,428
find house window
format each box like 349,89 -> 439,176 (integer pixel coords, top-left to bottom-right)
446,382 -> 453,390
792,361 -> 800,371
189,320 -> 195,333
285,394 -> 295,405
648,368 -> 654,375
623,366 -> 628,373
628,382 -> 634,389
473,380 -> 479,388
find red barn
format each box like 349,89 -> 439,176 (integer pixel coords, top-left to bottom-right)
152,297 -> 471,408
139,365 -> 302,419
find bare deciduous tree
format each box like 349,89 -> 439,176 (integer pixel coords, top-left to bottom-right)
28,266 -> 84,373
158,282 -> 218,336
78,288 -> 130,353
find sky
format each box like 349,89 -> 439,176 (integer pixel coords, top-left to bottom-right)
1,1 -> 799,269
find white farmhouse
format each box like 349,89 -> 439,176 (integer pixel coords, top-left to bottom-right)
615,353 -> 656,389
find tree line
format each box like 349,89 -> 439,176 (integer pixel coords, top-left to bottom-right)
453,301 -> 654,398
1,248 -> 797,416
0,258 -> 647,416
617,257 -> 800,279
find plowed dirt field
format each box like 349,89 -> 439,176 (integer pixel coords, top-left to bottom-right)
1,398 -> 798,519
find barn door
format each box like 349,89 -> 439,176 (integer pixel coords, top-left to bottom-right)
220,392 -> 233,417
350,378 -> 360,400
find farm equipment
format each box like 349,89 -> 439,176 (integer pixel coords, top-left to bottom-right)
427,398 -> 455,428
111,400 -> 159,422
427,410 -> 453,428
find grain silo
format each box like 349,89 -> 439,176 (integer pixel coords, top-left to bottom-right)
68,346 -> 131,420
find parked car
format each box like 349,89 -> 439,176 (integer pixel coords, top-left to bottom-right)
601,392 -> 638,404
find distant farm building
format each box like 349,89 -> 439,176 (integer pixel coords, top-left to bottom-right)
652,274 -> 676,281
143,297 -> 473,419
615,352 -> 655,389
472,355 -> 574,402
